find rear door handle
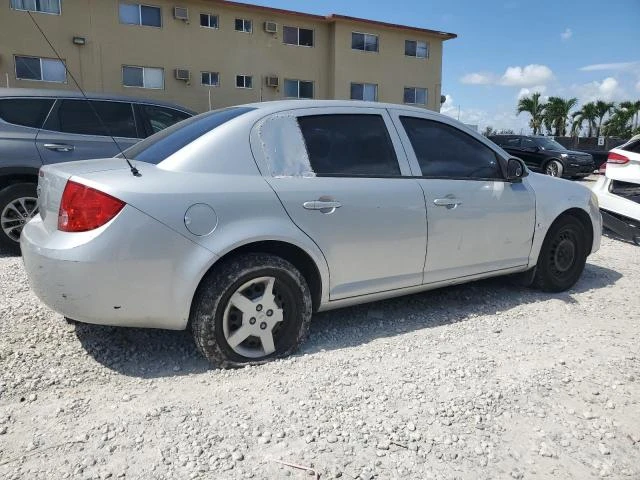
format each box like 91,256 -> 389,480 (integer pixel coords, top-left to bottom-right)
43,143 -> 75,152
303,200 -> 342,214
433,198 -> 462,209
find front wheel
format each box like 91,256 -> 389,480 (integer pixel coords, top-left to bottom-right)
0,183 -> 39,255
190,253 -> 312,367
544,160 -> 564,177
533,215 -> 588,292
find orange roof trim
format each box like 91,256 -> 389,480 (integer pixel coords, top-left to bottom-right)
208,1 -> 457,39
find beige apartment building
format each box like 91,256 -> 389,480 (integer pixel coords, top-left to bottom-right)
0,0 -> 456,113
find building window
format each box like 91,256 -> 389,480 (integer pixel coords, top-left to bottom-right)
405,40 -> 428,58
201,71 -> 219,86
284,79 -> 313,99
122,66 -> 164,89
200,13 -> 218,28
15,55 -> 66,83
235,18 -> 252,33
119,3 -> 161,27
283,26 -> 314,47
404,87 -> 427,105
236,75 -> 253,89
351,32 -> 379,52
10,0 -> 60,14
350,83 -> 378,102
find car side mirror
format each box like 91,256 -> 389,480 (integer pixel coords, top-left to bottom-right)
506,157 -> 527,182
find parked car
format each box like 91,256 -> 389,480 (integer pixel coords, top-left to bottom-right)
592,134 -> 640,244
0,88 -> 194,252
21,101 -> 601,367
489,134 -> 594,178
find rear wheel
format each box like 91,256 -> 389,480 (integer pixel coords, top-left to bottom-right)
0,183 -> 38,255
533,215 -> 588,292
190,253 -> 312,367
544,160 -> 564,177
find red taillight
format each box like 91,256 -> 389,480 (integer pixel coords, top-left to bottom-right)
58,180 -> 125,232
607,151 -> 629,165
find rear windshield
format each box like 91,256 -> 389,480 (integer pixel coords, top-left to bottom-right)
121,107 -> 254,164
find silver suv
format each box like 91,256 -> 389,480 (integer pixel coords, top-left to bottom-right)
0,88 -> 193,252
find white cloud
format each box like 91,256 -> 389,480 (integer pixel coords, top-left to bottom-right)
579,61 -> 640,72
572,77 -> 626,102
636,80 -> 640,92
440,95 -> 529,133
560,28 -> 572,40
517,85 -> 547,99
460,72 -> 495,85
500,64 -> 554,87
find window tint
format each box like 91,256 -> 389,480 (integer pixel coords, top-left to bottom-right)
139,104 -> 190,134
298,114 -> 400,176
124,107 -> 254,164
622,140 -> 640,154
522,138 -> 537,148
49,100 -> 138,138
400,117 -> 502,179
0,98 -> 54,128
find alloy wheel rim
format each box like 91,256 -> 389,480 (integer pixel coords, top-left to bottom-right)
546,162 -> 559,176
222,276 -> 285,359
1,196 -> 38,242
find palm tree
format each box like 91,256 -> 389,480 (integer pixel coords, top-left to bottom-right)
517,92 -> 546,135
595,100 -> 614,137
572,102 -> 598,137
620,100 -> 640,130
544,97 -> 578,136
603,107 -> 634,137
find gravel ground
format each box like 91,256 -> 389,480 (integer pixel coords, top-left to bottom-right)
1,233 -> 639,479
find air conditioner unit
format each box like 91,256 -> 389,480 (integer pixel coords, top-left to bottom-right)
173,6 -> 189,22
174,68 -> 191,81
264,21 -> 278,33
266,76 -> 279,88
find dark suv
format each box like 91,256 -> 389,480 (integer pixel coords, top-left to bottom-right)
489,135 -> 594,179
0,88 -> 194,252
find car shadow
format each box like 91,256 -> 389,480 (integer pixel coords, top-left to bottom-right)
74,262 -> 621,378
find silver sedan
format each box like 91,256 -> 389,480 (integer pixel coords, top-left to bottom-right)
21,101 -> 602,366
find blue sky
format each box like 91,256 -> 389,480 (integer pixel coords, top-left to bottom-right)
241,0 -> 640,131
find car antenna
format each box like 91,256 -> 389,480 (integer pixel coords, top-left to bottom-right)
27,11 -> 141,177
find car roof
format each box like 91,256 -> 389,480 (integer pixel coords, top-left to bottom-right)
241,99 -> 445,116
0,88 -> 195,114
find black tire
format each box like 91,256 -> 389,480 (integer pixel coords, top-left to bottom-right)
190,253 -> 313,368
0,183 -> 38,255
532,215 -> 588,292
544,159 -> 564,177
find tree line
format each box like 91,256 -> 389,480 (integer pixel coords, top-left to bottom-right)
515,93 -> 640,138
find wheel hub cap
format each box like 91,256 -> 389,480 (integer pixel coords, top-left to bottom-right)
1,196 -> 38,242
553,238 -> 576,272
222,276 -> 284,359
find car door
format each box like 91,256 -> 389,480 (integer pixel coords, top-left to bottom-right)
520,137 -> 544,170
250,108 -> 427,300
35,99 -> 140,164
390,111 -> 536,283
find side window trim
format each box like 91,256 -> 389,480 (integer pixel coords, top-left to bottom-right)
388,109 -> 508,180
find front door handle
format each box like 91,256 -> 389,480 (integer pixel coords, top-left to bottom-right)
303,200 -> 342,214
43,143 -> 75,152
433,197 -> 462,209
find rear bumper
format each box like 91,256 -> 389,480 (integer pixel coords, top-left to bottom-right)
21,206 -> 216,330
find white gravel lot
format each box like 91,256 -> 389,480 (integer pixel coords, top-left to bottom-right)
1,232 -> 639,478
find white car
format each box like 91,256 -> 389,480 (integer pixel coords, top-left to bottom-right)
592,134 -> 640,245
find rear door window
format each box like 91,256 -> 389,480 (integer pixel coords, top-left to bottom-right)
44,99 -> 138,138
622,139 -> 640,154
137,104 -> 191,136
0,98 -> 54,128
297,114 -> 401,176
